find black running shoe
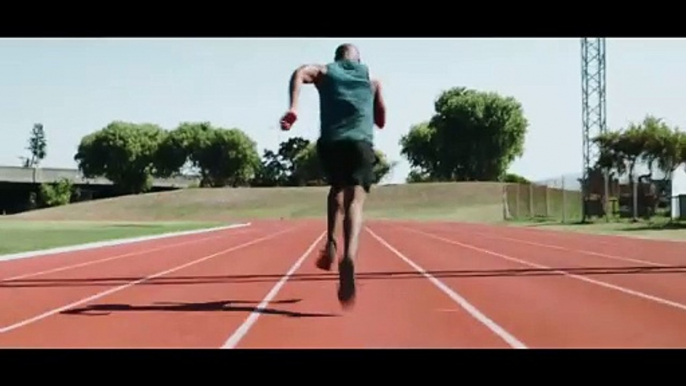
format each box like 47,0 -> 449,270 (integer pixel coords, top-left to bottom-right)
316,239 -> 337,271
337,257 -> 356,307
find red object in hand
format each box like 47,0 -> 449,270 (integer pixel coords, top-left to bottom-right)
374,104 -> 384,129
280,111 -> 297,131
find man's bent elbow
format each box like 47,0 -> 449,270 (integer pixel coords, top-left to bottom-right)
294,64 -> 322,84
290,68 -> 306,86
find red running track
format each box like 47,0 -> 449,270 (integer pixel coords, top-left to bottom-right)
0,219 -> 684,348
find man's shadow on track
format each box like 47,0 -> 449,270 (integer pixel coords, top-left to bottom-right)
13,264 -> 684,318
60,299 -> 339,318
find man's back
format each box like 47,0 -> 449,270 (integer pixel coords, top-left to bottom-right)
317,59 -> 375,144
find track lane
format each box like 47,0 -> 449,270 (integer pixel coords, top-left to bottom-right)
453,222 -> 686,266
0,221 -> 314,348
506,222 -> 686,248
232,226 -> 516,348
369,221 -> 686,348
5,217 -> 683,348
411,223 -> 686,305
0,223 -> 286,337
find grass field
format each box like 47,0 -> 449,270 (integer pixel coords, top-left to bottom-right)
0,220 -> 222,255
3,181 -> 682,254
2,182 -> 509,253
512,217 -> 686,241
11,182 -> 510,223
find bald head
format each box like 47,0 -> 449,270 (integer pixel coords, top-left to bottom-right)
334,43 -> 360,62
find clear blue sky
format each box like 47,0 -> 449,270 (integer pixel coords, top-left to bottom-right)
1,37 -> 683,184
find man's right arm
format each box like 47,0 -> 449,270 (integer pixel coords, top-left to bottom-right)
288,64 -> 325,112
372,79 -> 386,129
280,64 -> 325,131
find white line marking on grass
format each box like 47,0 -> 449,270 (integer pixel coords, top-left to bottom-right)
403,226 -> 686,313
221,231 -> 325,349
365,227 -> 527,349
0,226 -> 291,334
1,229 -> 253,282
0,222 -> 251,262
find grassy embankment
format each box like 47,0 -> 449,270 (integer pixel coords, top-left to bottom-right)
2,182 -> 508,254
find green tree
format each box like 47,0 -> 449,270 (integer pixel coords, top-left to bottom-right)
155,122 -> 261,187
406,169 -> 435,183
679,132 -> 686,165
592,115 -> 685,220
594,130 -> 626,177
619,124 -> 649,191
74,121 -> 167,194
502,173 -> 530,184
291,143 -> 325,186
39,178 -> 73,207
193,126 -> 261,187
639,116 -> 685,182
21,123 -> 47,183
291,143 -> 394,186
278,137 -> 311,185
594,115 -> 685,181
252,137 -> 312,187
400,87 -> 528,182
597,124 -> 646,219
400,121 -> 439,181
252,149 -> 289,187
372,150 -> 396,184
154,122 -> 211,178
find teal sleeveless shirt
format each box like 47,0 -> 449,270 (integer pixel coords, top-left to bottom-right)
317,59 -> 375,144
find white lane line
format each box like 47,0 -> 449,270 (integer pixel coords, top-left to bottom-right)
507,223 -> 686,245
365,227 -> 527,349
458,228 -> 667,267
221,231 -> 326,349
402,226 -> 686,313
0,227 -> 295,334
0,222 -> 251,262
2,229 -> 254,282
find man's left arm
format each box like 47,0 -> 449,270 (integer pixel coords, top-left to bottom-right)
371,79 -> 386,129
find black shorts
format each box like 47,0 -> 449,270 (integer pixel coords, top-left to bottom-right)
316,139 -> 377,193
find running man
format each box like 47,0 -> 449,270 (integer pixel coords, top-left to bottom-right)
279,43 -> 386,306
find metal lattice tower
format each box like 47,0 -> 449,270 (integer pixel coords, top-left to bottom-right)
581,37 -> 607,221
